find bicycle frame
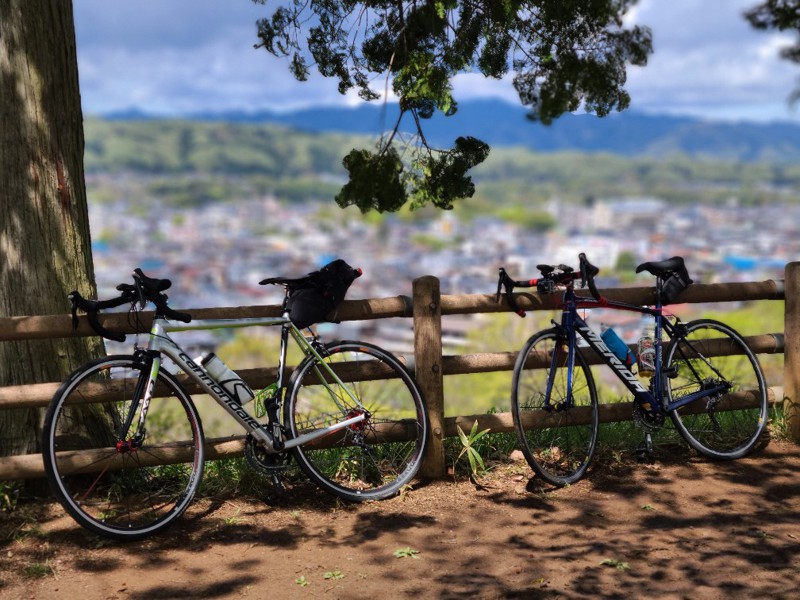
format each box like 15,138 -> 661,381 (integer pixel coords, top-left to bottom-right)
130,313 -> 365,454
554,287 -> 730,415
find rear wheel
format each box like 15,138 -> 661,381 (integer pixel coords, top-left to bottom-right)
42,355 -> 204,540
285,341 -> 428,502
511,328 -> 599,486
665,319 -> 768,459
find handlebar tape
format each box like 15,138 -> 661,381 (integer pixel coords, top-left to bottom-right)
69,291 -> 130,342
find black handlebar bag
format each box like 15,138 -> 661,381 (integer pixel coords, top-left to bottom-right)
286,259 -> 361,329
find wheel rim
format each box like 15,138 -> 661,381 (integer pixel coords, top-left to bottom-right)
513,331 -> 597,484
667,321 -> 767,458
46,359 -> 203,537
288,345 -> 426,498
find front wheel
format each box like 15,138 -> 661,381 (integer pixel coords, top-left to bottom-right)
511,328 -> 599,486
42,355 -> 205,540
285,341 -> 429,502
665,319 -> 768,459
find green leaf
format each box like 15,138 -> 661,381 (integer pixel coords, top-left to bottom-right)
457,424 -> 469,446
259,0 -> 653,212
600,559 -> 630,571
394,547 -> 421,559
335,147 -> 406,213
324,570 -> 344,580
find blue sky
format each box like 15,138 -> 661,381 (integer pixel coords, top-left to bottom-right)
73,0 -> 800,123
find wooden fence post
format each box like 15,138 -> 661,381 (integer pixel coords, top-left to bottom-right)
413,275 -> 446,478
784,262 -> 800,442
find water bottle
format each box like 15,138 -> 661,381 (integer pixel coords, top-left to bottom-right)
600,326 -> 634,367
201,353 -> 254,405
637,327 -> 656,378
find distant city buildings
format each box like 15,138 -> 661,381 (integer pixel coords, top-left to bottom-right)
89,187 -> 799,354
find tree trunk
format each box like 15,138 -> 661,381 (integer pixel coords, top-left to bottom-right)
0,0 -> 102,456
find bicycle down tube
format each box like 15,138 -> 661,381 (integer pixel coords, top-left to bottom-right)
143,315 -> 366,453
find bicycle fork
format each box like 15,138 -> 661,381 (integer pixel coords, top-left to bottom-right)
110,350 -> 162,454
543,328 -> 577,411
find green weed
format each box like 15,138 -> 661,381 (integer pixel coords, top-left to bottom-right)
22,562 -> 54,579
324,570 -> 344,580
456,421 -> 491,478
600,558 -> 630,571
394,547 -> 420,559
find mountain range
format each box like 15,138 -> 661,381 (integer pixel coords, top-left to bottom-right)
106,99 -> 800,163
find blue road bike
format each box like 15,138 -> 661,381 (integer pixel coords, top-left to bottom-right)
497,253 -> 768,486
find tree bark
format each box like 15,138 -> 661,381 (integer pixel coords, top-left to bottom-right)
0,0 -> 102,456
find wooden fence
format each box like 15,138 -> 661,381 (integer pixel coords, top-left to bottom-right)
1,262 -> 798,482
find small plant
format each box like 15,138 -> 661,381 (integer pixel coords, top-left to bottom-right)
295,576 -> 309,587
641,504 -> 655,511
394,547 -> 420,559
223,510 -> 241,526
1,481 -> 19,512
600,558 -> 630,571
324,570 -> 344,580
22,562 -> 54,579
752,528 -> 772,539
455,421 -> 491,478
398,483 -> 414,500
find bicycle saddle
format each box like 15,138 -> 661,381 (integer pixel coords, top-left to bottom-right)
259,275 -> 311,287
635,256 -> 686,278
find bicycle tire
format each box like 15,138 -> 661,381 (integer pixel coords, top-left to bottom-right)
42,355 -> 205,540
284,341 -> 429,502
511,328 -> 599,486
665,319 -> 768,459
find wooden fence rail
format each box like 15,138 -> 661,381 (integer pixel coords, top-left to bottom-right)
1,266 -> 797,482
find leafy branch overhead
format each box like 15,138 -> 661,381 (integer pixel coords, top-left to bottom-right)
745,0 -> 800,103
255,0 -> 652,212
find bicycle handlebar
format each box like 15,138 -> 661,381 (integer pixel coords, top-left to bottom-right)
578,253 -> 604,303
496,253 -> 605,317
495,268 -> 535,317
70,268 -> 192,342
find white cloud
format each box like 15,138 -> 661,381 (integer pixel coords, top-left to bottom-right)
73,0 -> 800,122
624,0 -> 799,121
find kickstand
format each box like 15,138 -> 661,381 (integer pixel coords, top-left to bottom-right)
635,432 -> 655,464
269,473 -> 285,493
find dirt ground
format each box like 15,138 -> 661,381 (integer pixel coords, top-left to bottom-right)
2,439 -> 799,600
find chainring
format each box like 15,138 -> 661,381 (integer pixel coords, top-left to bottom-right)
632,402 -> 665,433
244,435 -> 291,477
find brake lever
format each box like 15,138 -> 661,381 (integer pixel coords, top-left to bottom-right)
495,268 -> 506,303
132,271 -> 147,310
68,291 -> 81,332
496,268 -> 526,317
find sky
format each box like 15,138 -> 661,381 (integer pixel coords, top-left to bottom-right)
73,0 -> 800,123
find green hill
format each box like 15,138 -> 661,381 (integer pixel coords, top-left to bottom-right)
83,118 -> 800,209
